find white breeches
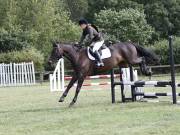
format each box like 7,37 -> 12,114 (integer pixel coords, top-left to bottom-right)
90,40 -> 104,52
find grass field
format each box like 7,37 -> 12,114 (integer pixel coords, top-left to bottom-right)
1,75 -> 180,135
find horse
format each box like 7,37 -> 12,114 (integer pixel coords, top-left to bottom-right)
48,42 -> 159,107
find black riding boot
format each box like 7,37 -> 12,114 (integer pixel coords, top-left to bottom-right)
93,50 -> 104,67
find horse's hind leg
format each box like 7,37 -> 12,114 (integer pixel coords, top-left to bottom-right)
59,74 -> 78,102
128,57 -> 142,64
127,56 -> 152,76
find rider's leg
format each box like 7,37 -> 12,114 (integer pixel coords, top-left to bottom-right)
92,40 -> 104,66
92,40 -> 104,52
89,46 -> 95,57
93,50 -> 104,66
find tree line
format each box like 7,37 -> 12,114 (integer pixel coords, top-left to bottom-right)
0,0 -> 180,70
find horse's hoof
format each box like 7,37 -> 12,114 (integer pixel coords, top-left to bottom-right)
69,102 -> 75,107
59,97 -> 64,102
59,99 -> 63,102
146,71 -> 152,76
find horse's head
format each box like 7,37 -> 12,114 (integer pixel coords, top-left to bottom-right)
48,42 -> 63,65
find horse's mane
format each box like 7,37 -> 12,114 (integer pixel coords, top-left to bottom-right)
57,41 -> 84,52
73,44 -> 85,52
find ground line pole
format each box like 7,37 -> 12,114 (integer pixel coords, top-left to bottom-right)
169,36 -> 177,104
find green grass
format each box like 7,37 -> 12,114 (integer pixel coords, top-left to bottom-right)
1,75 -> 180,135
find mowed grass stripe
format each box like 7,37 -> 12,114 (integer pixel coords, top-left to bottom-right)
0,75 -> 180,135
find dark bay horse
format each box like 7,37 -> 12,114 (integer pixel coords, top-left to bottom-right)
48,42 -> 159,106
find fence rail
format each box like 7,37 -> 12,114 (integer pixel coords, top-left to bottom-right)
0,62 -> 35,87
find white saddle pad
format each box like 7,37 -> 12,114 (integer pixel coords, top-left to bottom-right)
87,47 -> 111,60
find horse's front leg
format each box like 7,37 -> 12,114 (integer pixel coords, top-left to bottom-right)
59,74 -> 78,102
69,77 -> 85,107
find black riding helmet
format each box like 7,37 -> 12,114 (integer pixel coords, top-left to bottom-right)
78,19 -> 88,25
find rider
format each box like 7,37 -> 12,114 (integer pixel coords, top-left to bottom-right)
78,19 -> 104,67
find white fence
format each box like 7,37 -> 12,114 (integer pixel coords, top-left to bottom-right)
0,62 -> 35,87
49,59 -> 65,92
121,68 -> 143,100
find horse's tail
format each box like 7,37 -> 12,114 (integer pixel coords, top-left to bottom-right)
133,44 -> 160,64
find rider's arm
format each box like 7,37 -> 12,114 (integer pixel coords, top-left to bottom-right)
79,34 -> 85,45
86,27 -> 95,45
88,27 -> 94,40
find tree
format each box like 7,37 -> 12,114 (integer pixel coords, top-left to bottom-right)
86,0 -> 143,21
0,0 -> 81,58
134,0 -> 180,38
0,0 -> 8,26
95,9 -> 154,45
0,0 -> 29,52
66,0 -> 88,21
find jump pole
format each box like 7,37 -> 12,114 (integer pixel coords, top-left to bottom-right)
169,36 -> 177,104
119,67 -> 125,102
129,66 -> 136,101
111,69 -> 115,103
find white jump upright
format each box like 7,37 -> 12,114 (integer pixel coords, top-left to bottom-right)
121,68 -> 142,100
49,59 -> 65,92
121,68 -> 139,86
110,67 -> 139,103
0,61 -> 35,87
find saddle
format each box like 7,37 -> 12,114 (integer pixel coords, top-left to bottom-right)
87,45 -> 111,60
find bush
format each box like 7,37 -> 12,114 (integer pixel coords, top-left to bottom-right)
95,8 -> 154,45
0,0 -> 81,64
150,37 -> 180,65
0,47 -> 44,71
0,28 -> 30,52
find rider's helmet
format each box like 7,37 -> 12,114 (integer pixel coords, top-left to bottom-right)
78,19 -> 88,25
